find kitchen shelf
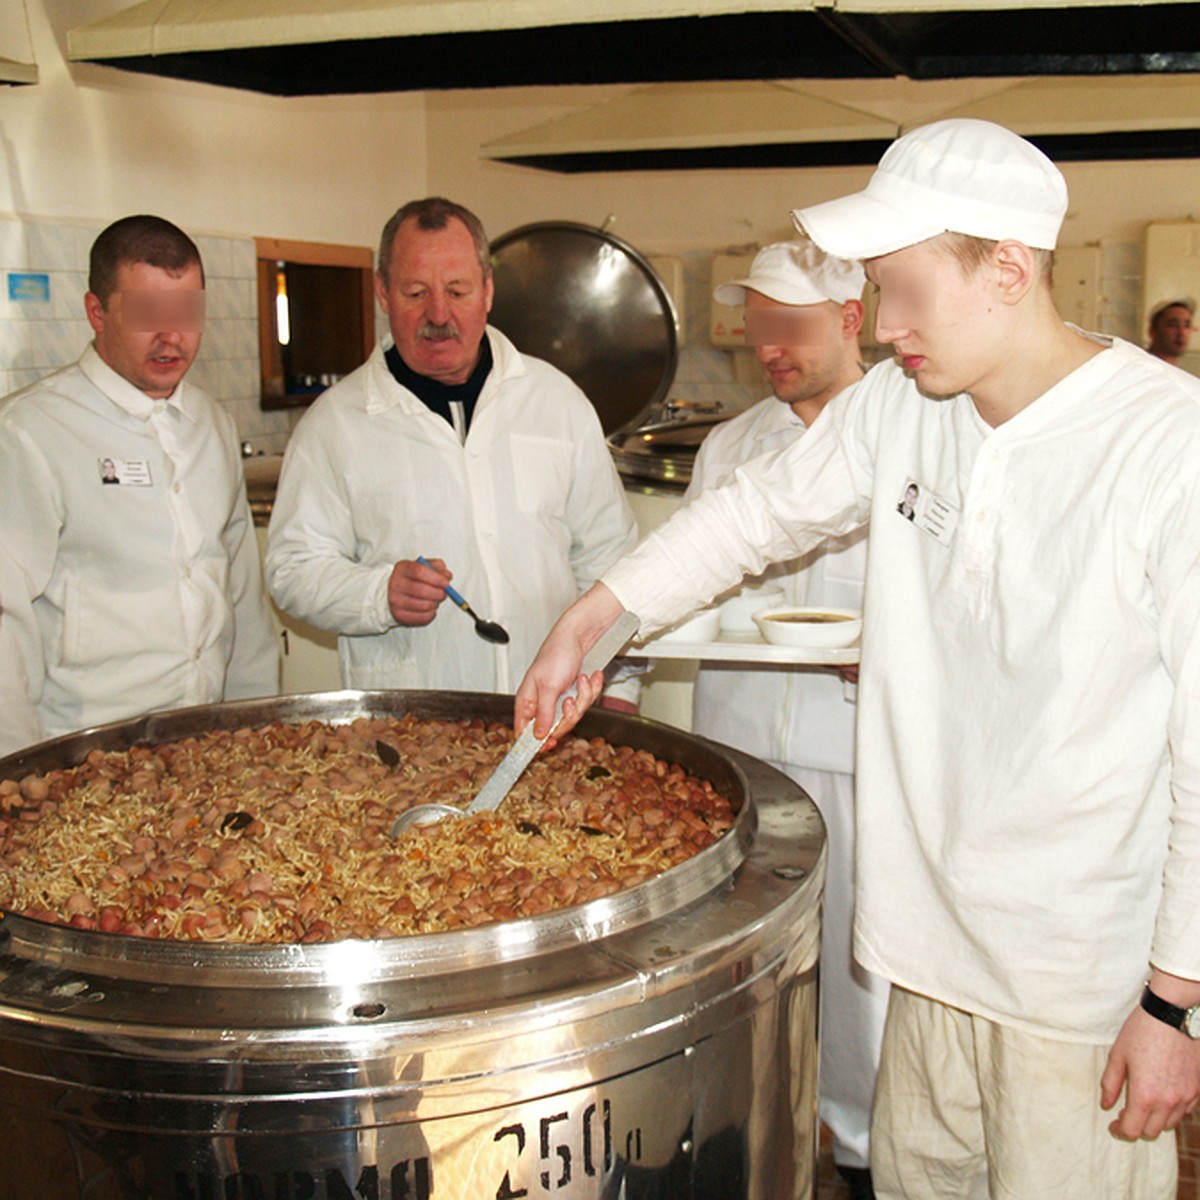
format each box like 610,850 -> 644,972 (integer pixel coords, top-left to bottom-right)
625,631 -> 859,666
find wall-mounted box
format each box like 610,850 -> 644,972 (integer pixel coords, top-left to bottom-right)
710,253 -> 755,347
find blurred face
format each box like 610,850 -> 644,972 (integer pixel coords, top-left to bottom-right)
1149,305 -> 1194,359
745,292 -> 853,411
85,260 -> 205,399
376,217 -> 494,385
867,239 -> 1001,399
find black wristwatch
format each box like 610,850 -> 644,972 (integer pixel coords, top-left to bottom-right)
1140,984 -> 1200,1038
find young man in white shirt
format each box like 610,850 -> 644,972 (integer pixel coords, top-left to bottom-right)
0,215 -> 278,755
685,241 -> 886,1198
516,120 -> 1200,1198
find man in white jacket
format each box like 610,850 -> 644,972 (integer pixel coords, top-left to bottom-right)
0,215 -> 278,756
517,121 -> 1200,1198
266,197 -> 638,703
685,241 -> 886,1198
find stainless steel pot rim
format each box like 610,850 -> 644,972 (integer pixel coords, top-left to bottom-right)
0,691 -> 754,986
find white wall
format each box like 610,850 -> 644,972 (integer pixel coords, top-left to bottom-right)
3,1 -> 427,244
427,78 -> 1200,255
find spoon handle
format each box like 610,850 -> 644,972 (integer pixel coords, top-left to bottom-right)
466,611 -> 641,815
416,555 -> 468,609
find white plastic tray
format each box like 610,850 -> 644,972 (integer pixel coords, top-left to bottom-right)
625,630 -> 859,666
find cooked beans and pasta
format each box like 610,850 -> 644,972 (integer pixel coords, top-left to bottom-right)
0,715 -> 735,943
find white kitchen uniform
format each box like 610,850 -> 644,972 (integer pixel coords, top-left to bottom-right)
605,337 -> 1200,1046
266,329 -> 638,698
683,390 -> 887,1170
0,345 -> 279,756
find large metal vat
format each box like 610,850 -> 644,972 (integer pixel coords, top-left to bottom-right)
0,691 -> 824,1200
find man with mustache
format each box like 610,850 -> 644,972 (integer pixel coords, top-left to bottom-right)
0,214 -> 278,755
266,197 -> 638,703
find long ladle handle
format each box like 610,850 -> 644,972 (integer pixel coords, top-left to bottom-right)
466,611 -> 641,815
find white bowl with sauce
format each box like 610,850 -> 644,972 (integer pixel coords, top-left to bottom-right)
753,607 -> 862,648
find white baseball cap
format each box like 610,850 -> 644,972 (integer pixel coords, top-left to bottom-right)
791,119 -> 1068,260
713,240 -> 865,307
1149,296 -> 1196,323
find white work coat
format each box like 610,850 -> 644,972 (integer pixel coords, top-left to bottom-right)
606,337 -> 1200,1042
683,392 -> 866,774
0,346 -> 279,756
266,329 -> 638,697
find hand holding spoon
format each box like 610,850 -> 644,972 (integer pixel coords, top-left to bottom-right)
417,556 -> 509,645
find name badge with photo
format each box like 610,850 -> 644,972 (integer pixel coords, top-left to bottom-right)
97,458 -> 153,488
895,477 -> 959,548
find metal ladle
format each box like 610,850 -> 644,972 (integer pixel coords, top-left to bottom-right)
390,611 -> 640,836
417,556 -> 509,645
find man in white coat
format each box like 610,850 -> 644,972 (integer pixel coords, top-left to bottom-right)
266,197 -> 638,704
684,240 -> 886,1198
0,215 -> 278,756
517,121 -> 1200,1198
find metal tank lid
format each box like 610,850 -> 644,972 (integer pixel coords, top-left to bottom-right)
487,221 -> 679,438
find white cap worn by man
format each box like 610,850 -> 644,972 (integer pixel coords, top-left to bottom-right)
517,119 -> 1200,1200
697,241 -> 886,1200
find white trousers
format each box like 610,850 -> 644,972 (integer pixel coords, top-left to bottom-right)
782,763 -> 890,1170
871,987 -> 1178,1199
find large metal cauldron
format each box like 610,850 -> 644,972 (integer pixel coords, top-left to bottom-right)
0,691 -> 824,1200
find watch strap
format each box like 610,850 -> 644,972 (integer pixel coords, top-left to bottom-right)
1140,984 -> 1193,1034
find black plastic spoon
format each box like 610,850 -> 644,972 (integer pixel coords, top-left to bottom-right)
417,556 -> 509,644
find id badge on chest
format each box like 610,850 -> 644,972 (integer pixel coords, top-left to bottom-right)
895,476 -> 959,547
97,458 -> 153,487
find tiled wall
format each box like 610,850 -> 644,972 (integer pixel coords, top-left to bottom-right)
1098,240 -> 1143,343
0,220 -> 1151,448
0,216 -> 297,453
668,250 -> 762,417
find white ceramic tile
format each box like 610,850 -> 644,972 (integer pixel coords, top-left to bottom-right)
229,238 -> 257,280
215,394 -> 253,431
200,317 -> 234,361
207,277 -> 256,323
27,319 -> 90,370
1102,240 -> 1141,281
201,316 -> 255,362
673,346 -> 735,385
229,357 -> 260,399
0,220 -> 28,271
76,224 -> 101,265
186,359 -> 218,396
230,318 -> 258,361
0,320 -> 29,371
1101,276 -> 1142,321
205,277 -> 236,320
26,223 -> 81,274
196,236 -> 234,280
50,271 -> 89,319
232,278 -> 256,321
4,295 -> 53,323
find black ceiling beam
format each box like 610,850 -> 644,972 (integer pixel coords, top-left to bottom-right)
78,7 -> 1200,96
86,13 -> 888,97
495,138 -> 900,174
858,7 -> 1200,78
495,128 -> 1200,173
813,10 -> 915,77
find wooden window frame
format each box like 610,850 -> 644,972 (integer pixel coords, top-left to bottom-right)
255,237 -> 376,410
